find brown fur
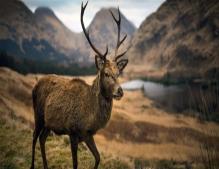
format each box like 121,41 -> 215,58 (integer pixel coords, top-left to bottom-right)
32,74 -> 112,137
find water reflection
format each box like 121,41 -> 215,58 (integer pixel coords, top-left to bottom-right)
121,80 -> 144,90
122,80 -> 219,122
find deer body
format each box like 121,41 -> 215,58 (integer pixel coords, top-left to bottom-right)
30,2 -> 128,169
33,75 -> 112,137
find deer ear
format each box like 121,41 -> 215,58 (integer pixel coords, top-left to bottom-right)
95,55 -> 105,70
117,59 -> 128,73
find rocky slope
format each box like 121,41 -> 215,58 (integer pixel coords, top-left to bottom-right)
0,0 -> 135,70
0,0 -> 78,65
34,7 -> 85,63
127,0 -> 219,80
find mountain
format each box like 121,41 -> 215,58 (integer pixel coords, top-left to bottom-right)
0,0 -> 136,74
34,7 -> 86,64
127,0 -> 219,81
86,8 -> 136,57
0,0 -> 70,65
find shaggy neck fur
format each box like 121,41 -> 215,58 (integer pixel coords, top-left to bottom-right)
91,72 -> 112,128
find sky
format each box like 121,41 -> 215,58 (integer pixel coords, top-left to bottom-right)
22,0 -> 165,32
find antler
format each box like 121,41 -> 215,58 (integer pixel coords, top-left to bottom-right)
81,1 -> 108,60
110,8 -> 127,61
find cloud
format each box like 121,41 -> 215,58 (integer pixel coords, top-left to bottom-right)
22,0 -> 165,32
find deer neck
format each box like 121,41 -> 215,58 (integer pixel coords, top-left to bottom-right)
91,73 -> 112,126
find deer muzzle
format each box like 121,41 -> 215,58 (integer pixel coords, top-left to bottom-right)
113,86 -> 123,100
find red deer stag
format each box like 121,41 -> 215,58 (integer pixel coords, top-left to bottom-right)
30,1 -> 128,169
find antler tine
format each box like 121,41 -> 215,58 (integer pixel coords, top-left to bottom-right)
116,44 -> 132,61
115,50 -> 127,61
119,34 -> 127,47
81,1 -> 108,59
110,8 -> 127,61
110,8 -> 120,55
103,45 -> 108,60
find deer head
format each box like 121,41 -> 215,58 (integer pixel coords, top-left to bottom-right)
81,1 -> 128,100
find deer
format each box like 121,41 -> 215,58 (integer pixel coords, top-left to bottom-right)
30,1 -> 129,169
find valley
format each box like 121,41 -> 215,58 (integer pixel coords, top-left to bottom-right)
0,67 -> 218,168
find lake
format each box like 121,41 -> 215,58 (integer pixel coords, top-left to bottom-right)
122,80 -> 219,122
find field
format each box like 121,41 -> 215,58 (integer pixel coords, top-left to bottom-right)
0,67 -> 219,169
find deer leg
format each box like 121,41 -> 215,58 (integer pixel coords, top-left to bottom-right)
70,135 -> 79,169
39,128 -> 50,169
30,126 -> 42,169
85,136 -> 100,169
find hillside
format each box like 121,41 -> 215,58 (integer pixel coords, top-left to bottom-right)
0,67 -> 219,168
0,0 -> 135,72
34,7 -> 86,63
0,0 -> 67,64
127,0 -> 219,81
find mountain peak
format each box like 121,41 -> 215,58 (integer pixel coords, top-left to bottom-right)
98,7 -> 117,13
94,7 -> 121,20
85,7 -> 135,53
0,0 -> 33,18
34,7 -> 56,18
90,7 -> 135,29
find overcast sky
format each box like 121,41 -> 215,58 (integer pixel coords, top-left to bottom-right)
22,0 -> 165,32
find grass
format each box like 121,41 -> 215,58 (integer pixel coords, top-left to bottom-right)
184,81 -> 219,169
0,116 -> 130,169
0,117 -> 31,169
134,158 -> 193,169
2,112 -> 213,169
100,118 -> 219,145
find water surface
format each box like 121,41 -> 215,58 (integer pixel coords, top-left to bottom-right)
122,80 -> 219,121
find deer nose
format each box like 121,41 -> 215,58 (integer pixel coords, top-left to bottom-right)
118,87 -> 123,97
